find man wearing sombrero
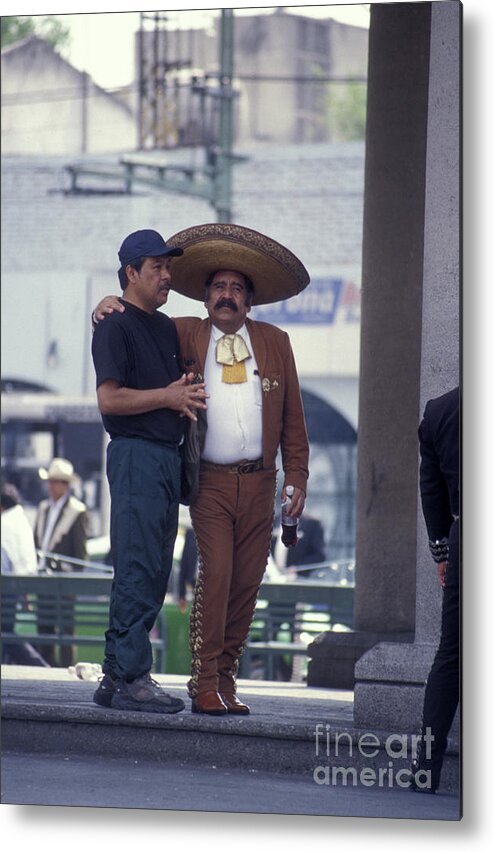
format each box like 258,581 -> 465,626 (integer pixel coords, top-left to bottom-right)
93,223 -> 310,715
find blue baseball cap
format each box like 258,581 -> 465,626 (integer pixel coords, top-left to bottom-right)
118,229 -> 183,272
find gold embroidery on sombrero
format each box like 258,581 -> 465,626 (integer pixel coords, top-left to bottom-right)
168,223 -> 307,282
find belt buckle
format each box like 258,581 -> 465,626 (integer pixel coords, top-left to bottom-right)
238,461 -> 256,474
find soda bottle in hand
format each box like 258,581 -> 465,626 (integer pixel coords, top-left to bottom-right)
281,485 -> 299,547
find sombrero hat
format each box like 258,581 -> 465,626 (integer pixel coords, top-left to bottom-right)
166,223 -> 310,306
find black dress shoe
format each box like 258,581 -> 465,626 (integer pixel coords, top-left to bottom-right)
409,758 -> 439,794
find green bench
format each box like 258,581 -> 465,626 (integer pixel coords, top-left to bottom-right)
239,581 -> 354,681
2,575 -> 354,682
1,574 -> 167,671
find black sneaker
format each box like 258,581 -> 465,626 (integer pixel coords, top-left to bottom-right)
93,672 -> 118,708
111,673 -> 185,714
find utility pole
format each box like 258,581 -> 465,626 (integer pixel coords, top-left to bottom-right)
214,8 -> 234,222
66,8 -> 242,221
81,72 -> 88,155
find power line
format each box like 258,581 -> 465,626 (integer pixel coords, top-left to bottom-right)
1,74 -> 366,108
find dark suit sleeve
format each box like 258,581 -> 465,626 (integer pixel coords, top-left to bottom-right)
292,518 -> 326,566
303,519 -> 326,565
70,511 -> 89,563
418,405 -> 454,542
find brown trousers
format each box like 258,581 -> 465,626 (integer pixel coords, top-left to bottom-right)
188,465 -> 277,697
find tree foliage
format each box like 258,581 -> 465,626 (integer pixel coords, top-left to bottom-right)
326,81 -> 367,142
309,62 -> 367,143
1,16 -> 70,51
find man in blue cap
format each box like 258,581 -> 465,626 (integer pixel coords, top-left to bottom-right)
91,229 -> 208,713
92,223 -> 310,716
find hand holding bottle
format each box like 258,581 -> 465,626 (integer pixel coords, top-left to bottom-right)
281,485 -> 300,547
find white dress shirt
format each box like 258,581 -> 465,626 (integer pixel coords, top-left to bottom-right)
202,323 -> 263,464
0,505 -> 37,575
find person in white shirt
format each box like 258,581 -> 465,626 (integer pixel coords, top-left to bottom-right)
1,483 -> 37,576
1,482 -> 48,666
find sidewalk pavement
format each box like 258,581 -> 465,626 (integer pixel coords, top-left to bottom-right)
1,665 -> 459,800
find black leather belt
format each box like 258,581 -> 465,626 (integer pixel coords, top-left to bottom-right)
201,458 -> 263,475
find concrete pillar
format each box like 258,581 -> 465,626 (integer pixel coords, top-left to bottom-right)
310,2 -> 427,690
353,1 -> 461,733
354,2 -> 432,636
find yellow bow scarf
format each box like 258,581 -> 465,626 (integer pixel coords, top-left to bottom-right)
216,333 -> 251,383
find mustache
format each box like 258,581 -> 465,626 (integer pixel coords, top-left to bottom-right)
215,298 -> 238,311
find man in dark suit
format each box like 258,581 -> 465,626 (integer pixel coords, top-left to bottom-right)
34,457 -> 89,666
271,512 -> 326,576
411,386 -> 460,794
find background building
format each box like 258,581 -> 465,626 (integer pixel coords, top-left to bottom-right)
1,8 -> 368,559
138,8 -> 368,145
1,36 -> 137,155
1,139 -> 363,557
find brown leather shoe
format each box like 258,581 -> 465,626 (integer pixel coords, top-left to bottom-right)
191,690 -> 228,715
220,692 -> 250,715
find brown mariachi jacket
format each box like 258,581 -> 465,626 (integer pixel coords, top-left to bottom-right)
174,316 -> 309,495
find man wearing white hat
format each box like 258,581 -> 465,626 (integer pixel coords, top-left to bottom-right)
93,223 -> 310,715
34,457 -> 89,666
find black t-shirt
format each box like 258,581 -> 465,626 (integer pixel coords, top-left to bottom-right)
91,299 -> 184,445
